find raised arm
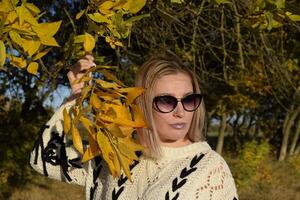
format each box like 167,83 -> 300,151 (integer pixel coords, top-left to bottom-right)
30,54 -> 96,186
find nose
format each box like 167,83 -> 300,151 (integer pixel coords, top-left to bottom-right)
173,102 -> 185,118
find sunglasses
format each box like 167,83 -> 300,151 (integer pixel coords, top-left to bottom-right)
153,93 -> 202,113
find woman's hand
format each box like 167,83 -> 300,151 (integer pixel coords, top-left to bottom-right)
67,54 -> 95,100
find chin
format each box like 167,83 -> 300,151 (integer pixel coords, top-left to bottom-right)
161,130 -> 188,141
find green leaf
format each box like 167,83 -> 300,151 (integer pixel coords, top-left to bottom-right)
0,40 -> 6,66
288,14 -> 300,21
171,0 -> 185,4
125,13 -> 150,23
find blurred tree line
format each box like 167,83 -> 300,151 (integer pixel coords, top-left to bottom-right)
0,0 -> 300,198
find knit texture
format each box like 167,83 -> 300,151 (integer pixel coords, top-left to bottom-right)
30,101 -> 239,200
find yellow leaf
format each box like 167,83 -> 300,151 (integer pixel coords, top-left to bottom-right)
10,56 -> 27,68
131,104 -> 147,127
95,79 -> 120,89
33,21 -> 62,37
23,40 -> 41,56
100,104 -> 146,127
88,13 -> 111,24
33,49 -> 50,60
82,140 -> 101,162
82,128 -> 100,162
9,30 -> 23,46
119,126 -> 135,136
5,11 -> 17,24
39,36 -> 60,47
100,69 -> 125,86
71,123 -> 84,154
115,148 -> 132,180
76,9 -> 86,20
119,136 -> 144,152
90,94 -> 103,109
97,130 -> 119,177
11,23 -> 35,36
123,0 -> 147,14
80,116 -> 96,137
117,137 -> 141,161
0,40 -> 6,66
0,0 -> 14,12
27,62 -> 39,75
63,108 -> 71,134
105,124 -> 125,138
83,32 -> 95,52
25,3 -> 41,15
80,85 -> 91,100
118,87 -> 144,105
95,90 -> 124,99
16,5 -> 38,26
99,1 -> 114,15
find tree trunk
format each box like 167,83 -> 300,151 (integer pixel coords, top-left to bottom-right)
279,105 -> 300,161
216,113 -> 227,155
289,118 -> 300,156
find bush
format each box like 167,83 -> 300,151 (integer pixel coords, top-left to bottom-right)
233,140 -> 272,189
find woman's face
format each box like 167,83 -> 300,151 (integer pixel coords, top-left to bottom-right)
152,72 -> 194,147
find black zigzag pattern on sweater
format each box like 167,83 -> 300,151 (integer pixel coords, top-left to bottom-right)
165,153 -> 205,200
112,160 -> 140,200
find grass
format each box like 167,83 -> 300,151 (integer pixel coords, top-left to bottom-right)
8,175 -> 85,200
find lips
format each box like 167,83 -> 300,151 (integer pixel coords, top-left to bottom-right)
169,123 -> 186,129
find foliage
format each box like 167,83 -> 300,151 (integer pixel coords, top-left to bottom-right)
64,67 -> 146,180
0,0 -> 61,75
233,140 -> 272,188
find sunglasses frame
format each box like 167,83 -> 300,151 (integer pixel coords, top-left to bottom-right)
153,93 -> 202,113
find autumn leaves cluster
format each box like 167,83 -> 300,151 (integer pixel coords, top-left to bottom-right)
0,0 -> 148,179
0,0 -> 61,74
63,67 -> 147,180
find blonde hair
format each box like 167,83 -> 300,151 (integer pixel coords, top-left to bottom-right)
135,55 -> 207,158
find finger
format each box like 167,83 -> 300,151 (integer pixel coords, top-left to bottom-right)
67,71 -> 76,83
72,60 -> 95,73
84,53 -> 94,62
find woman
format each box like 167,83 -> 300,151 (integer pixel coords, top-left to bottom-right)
30,54 -> 238,200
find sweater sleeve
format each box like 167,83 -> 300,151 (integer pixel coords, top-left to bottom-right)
29,100 -> 89,186
194,152 -> 239,200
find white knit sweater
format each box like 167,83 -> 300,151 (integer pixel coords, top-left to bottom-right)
30,101 -> 239,200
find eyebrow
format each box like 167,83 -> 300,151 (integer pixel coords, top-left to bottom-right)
156,91 -> 194,97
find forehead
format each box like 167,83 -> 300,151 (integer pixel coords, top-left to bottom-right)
153,73 -> 193,96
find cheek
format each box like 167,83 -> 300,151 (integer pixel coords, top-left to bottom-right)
153,112 -> 170,128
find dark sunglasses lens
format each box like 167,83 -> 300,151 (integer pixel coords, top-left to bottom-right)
154,96 -> 177,113
182,94 -> 202,111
